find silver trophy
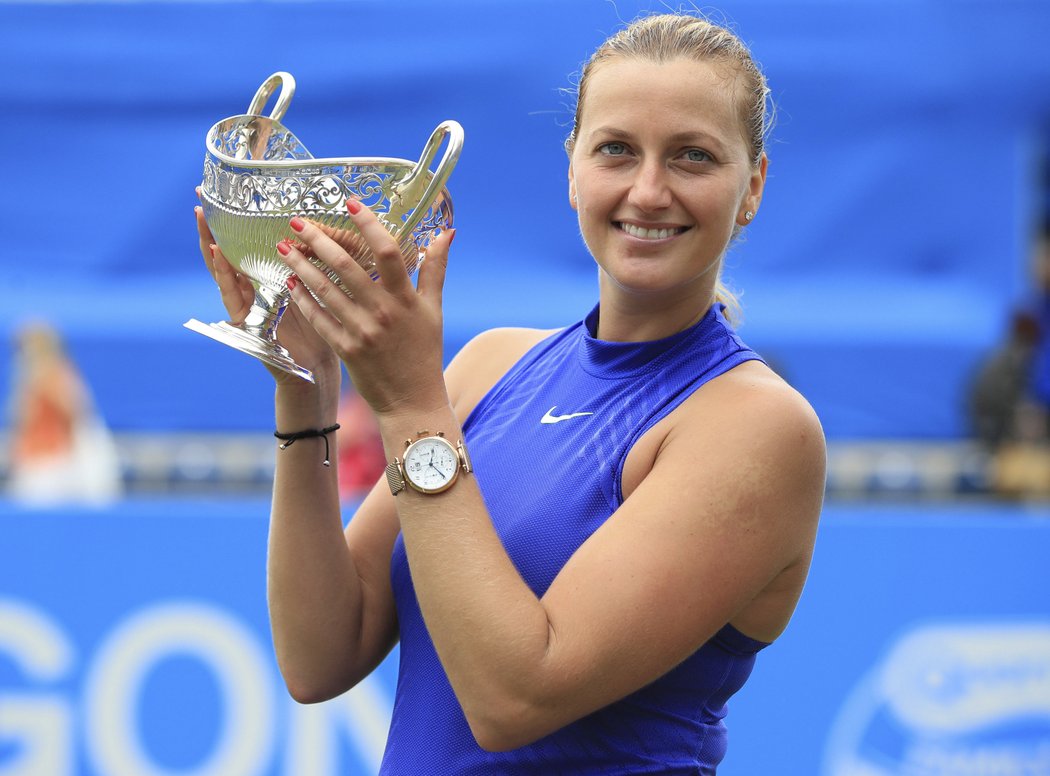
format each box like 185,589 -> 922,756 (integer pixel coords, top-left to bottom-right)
185,72 -> 464,382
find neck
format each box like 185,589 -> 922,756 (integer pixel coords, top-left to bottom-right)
595,291 -> 714,343
595,274 -> 716,343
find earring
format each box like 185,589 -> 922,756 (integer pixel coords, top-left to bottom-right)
744,210 -> 754,222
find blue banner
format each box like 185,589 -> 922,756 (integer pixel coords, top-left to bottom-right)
0,498 -> 397,776
1,499 -> 1048,775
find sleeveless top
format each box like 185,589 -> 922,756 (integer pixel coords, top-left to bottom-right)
381,304 -> 770,775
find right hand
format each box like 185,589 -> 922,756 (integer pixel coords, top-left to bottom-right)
194,194 -> 341,389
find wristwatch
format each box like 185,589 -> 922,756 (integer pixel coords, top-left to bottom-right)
386,431 -> 473,496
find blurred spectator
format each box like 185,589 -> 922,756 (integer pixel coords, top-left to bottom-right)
969,310 -> 1044,449
969,222 -> 1050,499
5,321 -> 122,506
336,386 -> 386,502
1028,219 -> 1050,410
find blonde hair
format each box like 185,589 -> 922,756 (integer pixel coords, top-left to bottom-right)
566,13 -> 774,321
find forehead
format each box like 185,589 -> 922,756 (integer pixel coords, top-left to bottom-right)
577,57 -> 746,149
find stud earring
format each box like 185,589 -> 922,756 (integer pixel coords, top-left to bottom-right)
744,210 -> 754,222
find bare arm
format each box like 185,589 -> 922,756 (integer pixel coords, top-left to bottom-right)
267,326 -> 550,703
265,380 -> 401,702
193,200 -> 402,701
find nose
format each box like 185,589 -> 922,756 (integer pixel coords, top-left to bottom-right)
626,159 -> 673,212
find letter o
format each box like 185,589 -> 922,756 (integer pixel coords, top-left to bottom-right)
83,601 -> 276,776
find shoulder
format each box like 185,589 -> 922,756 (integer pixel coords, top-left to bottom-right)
703,361 -> 823,433
670,360 -> 827,516
445,326 -> 560,421
635,361 -> 825,623
691,361 -> 825,473
631,360 -> 825,529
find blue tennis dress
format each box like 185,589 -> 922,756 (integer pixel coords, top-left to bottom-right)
381,304 -> 770,775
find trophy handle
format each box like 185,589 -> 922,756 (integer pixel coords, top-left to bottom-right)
390,120 -> 464,239
246,72 -> 296,120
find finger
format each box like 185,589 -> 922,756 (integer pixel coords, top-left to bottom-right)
210,244 -> 254,320
342,198 -> 414,294
195,206 -> 218,278
284,270 -> 347,350
285,216 -> 375,303
416,228 -> 455,303
276,236 -> 359,321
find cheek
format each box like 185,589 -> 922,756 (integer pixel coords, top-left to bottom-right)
699,179 -> 747,219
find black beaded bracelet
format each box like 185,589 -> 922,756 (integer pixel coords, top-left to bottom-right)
274,423 -> 341,467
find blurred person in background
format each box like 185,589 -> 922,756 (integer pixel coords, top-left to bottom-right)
195,11 -> 825,773
5,320 -> 122,507
970,220 -> 1050,498
1027,219 -> 1050,419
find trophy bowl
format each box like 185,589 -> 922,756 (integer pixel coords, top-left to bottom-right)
185,71 -> 464,382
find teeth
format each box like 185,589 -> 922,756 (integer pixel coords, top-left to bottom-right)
620,223 -> 680,240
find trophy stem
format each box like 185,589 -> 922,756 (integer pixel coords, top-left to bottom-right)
184,284 -> 314,383
243,284 -> 287,342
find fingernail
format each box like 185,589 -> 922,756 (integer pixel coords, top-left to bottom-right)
209,244 -> 218,258
448,228 -> 457,246
276,241 -> 291,256
286,275 -> 299,291
290,217 -> 305,233
194,206 -> 202,216
346,198 -> 362,215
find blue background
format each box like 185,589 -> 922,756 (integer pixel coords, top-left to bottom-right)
3,0 -> 1050,438
3,2 -> 1050,775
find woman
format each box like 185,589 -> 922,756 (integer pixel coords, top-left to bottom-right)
6,321 -> 122,506
196,12 -> 824,773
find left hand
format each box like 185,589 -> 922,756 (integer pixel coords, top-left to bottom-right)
276,199 -> 455,419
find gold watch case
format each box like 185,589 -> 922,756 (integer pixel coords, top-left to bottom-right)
386,431 -> 472,496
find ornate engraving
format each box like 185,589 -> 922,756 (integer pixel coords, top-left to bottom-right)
187,73 -> 462,382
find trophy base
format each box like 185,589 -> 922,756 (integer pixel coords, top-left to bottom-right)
184,319 -> 314,383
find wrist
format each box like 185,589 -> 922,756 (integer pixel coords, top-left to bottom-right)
376,404 -> 460,458
274,376 -> 341,431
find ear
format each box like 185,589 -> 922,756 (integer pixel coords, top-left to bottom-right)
568,161 -> 578,211
736,153 -> 768,226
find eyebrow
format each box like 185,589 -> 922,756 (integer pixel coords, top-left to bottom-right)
589,126 -> 729,151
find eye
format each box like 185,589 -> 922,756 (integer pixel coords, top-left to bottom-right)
598,142 -> 629,157
683,148 -> 713,163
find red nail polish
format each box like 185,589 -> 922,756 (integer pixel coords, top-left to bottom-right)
276,241 -> 291,256
289,217 -> 305,232
286,275 -> 298,291
346,198 -> 362,215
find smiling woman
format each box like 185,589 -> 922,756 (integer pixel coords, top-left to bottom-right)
566,14 -> 773,332
193,10 -> 825,775
567,57 -> 767,340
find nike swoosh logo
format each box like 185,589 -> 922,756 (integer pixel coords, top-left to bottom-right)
541,406 -> 594,424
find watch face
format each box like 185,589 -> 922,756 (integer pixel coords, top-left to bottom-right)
403,437 -> 460,494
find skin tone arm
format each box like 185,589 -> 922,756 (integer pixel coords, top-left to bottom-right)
278,202 -> 825,751
195,200 -> 552,702
195,204 -> 402,699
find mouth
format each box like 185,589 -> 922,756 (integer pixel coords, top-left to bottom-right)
615,222 -> 689,241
